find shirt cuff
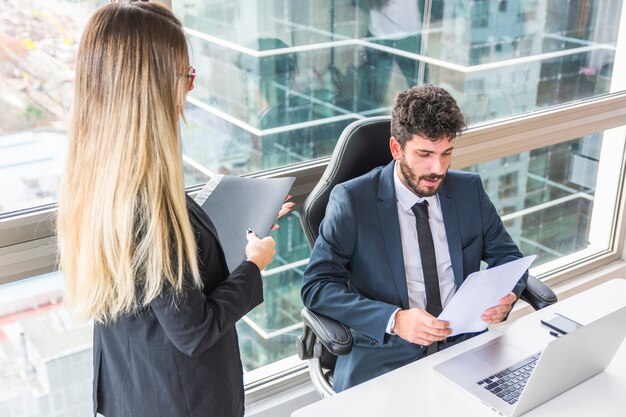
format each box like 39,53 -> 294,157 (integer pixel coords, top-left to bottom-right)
386,308 -> 402,335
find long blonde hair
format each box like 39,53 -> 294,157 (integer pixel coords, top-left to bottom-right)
58,2 -> 201,323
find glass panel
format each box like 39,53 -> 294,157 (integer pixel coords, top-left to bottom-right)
237,211 -> 309,371
182,101 -> 350,174
2,1 -> 624,213
176,0 -> 624,179
0,272 -> 93,417
465,129 -> 624,269
0,0 -> 103,216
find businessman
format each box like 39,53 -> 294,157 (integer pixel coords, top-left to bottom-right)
301,85 -> 527,392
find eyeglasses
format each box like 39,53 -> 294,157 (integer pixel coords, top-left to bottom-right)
187,65 -> 196,91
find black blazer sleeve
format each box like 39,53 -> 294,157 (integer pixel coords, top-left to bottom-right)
148,195 -> 264,357
149,260 -> 262,356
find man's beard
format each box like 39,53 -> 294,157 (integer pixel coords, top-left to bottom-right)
398,158 -> 446,197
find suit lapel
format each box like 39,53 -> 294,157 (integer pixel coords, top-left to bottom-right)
438,181 -> 464,288
377,162 -> 410,309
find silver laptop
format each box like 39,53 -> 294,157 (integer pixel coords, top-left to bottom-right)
434,306 -> 626,417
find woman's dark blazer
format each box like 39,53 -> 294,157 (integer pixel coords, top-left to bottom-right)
93,195 -> 263,417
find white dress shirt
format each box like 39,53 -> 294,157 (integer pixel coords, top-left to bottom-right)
386,162 -> 457,334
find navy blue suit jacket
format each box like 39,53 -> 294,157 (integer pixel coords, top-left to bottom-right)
301,162 -> 526,391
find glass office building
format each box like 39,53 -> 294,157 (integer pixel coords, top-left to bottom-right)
1,1 -> 625,416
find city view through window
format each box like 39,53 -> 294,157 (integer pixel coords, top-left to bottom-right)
1,1 -> 624,416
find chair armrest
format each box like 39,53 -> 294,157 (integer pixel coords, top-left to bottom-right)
296,308 -> 352,360
520,275 -> 557,311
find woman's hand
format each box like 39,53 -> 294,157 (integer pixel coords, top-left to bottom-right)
270,196 -> 295,231
245,230 -> 276,271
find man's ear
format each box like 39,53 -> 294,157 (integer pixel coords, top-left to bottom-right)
390,137 -> 402,160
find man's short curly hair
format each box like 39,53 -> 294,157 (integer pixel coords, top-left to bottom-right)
391,85 -> 467,147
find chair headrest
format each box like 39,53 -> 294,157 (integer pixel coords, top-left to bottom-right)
300,117 -> 393,247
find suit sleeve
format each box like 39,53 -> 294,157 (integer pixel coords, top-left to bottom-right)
301,184 -> 399,345
477,176 -> 528,299
150,260 -> 263,357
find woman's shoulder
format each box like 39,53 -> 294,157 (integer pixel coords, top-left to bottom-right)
186,194 -> 215,232
185,193 -> 203,221
184,194 -> 223,260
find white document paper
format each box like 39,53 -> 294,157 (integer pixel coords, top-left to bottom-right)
438,255 -> 537,336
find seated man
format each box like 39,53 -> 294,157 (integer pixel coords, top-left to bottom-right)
301,85 -> 527,392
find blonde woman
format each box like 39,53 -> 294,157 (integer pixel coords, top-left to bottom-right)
57,3 -> 289,417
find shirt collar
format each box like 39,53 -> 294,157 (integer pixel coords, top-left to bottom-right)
393,161 -> 439,212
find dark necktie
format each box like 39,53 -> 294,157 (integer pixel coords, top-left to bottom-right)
411,201 -> 443,317
412,201 -> 443,355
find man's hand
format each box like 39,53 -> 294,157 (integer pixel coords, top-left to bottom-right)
481,292 -> 517,324
392,308 -> 452,346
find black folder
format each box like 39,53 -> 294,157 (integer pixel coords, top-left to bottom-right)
194,174 -> 295,272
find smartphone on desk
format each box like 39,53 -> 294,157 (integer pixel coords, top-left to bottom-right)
540,313 -> 582,335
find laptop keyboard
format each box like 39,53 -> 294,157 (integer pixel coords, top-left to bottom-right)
476,353 -> 542,405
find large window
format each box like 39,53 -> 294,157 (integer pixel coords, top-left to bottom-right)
0,0 -> 106,215
173,0 -> 626,380
175,0 -> 621,175
1,0 -> 626,414
2,1 -> 623,210
466,129 -> 626,272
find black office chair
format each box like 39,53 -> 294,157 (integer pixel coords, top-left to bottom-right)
296,116 -> 558,398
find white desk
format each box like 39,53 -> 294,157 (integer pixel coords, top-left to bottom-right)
292,278 -> 626,417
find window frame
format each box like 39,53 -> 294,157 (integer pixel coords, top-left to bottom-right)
2,92 -> 625,285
